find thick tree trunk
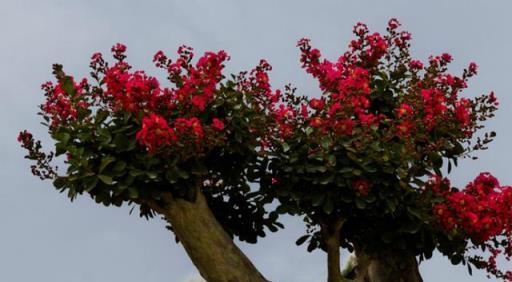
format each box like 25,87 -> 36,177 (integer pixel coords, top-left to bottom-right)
145,189 -> 269,282
349,249 -> 423,282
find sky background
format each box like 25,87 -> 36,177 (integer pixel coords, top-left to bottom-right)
1,0 -> 511,281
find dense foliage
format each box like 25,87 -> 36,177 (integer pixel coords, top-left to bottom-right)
18,44 -> 283,243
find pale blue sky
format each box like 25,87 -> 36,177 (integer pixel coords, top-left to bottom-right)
2,1 -> 511,281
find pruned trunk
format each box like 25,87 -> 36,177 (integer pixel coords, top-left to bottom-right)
348,249 -> 423,282
145,189 -> 268,282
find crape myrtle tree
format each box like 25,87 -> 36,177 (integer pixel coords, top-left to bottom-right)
265,19 -> 511,282
18,19 -> 512,282
18,44 -> 283,282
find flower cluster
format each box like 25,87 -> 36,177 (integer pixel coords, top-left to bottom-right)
293,18 -> 489,143
41,78 -> 89,128
99,44 -> 231,153
136,114 -> 177,153
431,174 -> 512,281
104,65 -> 161,113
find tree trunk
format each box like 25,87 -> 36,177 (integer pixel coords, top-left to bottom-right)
349,249 -> 423,282
145,189 -> 269,282
321,218 -> 348,282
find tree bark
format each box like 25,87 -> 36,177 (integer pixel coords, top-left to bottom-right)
349,249 -> 423,282
145,189 -> 269,282
321,218 -> 348,282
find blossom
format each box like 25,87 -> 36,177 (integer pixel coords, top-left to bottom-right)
136,114 -> 176,153
175,117 -> 205,142
211,118 -> 225,131
387,18 -> 401,30
396,103 -> 413,117
309,98 -> 325,110
396,120 -> 415,136
468,62 -> 478,75
41,78 -> 88,128
309,117 -> 323,127
353,179 -> 370,196
409,60 -> 424,70
333,119 -> 354,135
441,53 -> 453,63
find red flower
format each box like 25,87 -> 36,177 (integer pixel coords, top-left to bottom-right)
441,53 -> 453,63
175,117 -> 205,142
211,118 -> 225,131
409,60 -> 424,70
353,179 -> 370,196
309,117 -> 323,127
334,119 -> 354,135
309,98 -> 325,110
136,114 -> 176,153
396,120 -> 415,136
396,103 -> 413,117
387,18 -> 401,30
454,98 -> 471,127
468,62 -> 478,75
191,95 -> 207,111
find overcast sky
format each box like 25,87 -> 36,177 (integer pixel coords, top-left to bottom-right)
1,1 -> 511,281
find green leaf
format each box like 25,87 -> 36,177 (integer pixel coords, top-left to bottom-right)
113,134 -> 129,151
146,171 -> 158,179
112,161 -> 127,172
53,177 -> 67,189
312,193 -> 325,207
60,76 -> 77,96
99,156 -> 115,173
355,198 -> 366,209
282,142 -> 290,153
295,235 -> 310,246
98,175 -> 113,185
320,138 -> 331,149
84,177 -> 98,192
55,132 -> 71,145
128,187 -> 139,199
95,110 -> 109,125
129,169 -> 145,177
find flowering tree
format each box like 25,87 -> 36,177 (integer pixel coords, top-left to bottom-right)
18,44 -> 282,282
265,19 -> 511,282
19,19 -> 512,282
